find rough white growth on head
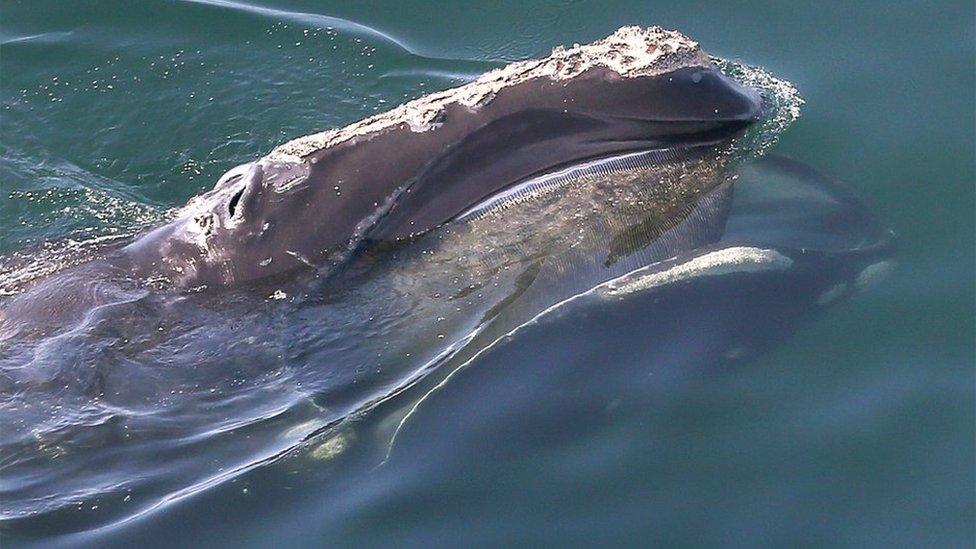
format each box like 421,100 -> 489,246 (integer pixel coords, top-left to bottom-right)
601,246 -> 794,296
269,26 -> 709,162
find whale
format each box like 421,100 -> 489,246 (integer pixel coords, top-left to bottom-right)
0,27 -> 829,537
112,26 -> 762,289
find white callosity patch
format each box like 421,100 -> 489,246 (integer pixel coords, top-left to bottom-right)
163,177 -> 238,262
310,433 -> 348,461
268,26 -> 709,162
855,260 -> 895,290
601,247 -> 794,296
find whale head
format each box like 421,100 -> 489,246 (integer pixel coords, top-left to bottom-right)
118,27 -> 765,289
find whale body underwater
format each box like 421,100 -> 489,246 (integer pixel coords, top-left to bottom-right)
0,26 -> 894,537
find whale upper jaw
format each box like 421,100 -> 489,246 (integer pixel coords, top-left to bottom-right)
268,26 -> 713,163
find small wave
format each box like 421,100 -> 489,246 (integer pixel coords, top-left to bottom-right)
180,0 -> 417,55
0,31 -> 75,47
0,155 -> 167,295
181,0 -> 503,74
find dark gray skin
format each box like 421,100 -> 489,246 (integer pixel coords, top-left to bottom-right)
116,65 -> 761,289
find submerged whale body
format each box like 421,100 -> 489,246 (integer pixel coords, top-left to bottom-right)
0,152 -> 893,538
115,26 -> 761,288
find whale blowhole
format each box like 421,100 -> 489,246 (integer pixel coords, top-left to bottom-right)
227,187 -> 245,218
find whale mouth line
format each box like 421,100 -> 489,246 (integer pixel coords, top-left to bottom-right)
451,144 -> 709,225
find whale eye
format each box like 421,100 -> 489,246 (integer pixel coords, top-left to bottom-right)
228,186 -> 245,217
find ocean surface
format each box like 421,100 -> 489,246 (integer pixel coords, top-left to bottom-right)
1,1 -> 973,547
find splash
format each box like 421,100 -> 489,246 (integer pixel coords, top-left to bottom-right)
716,57 -> 804,157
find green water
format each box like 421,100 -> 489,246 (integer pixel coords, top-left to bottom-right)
1,0 -> 973,546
